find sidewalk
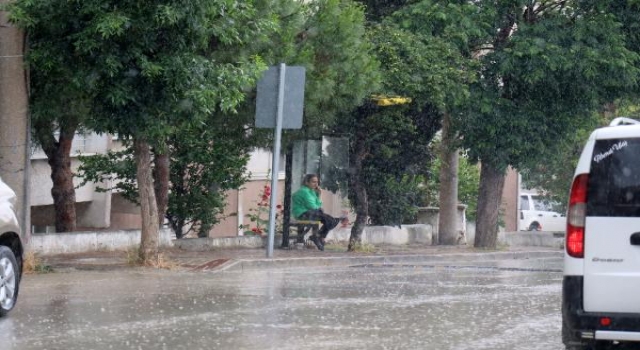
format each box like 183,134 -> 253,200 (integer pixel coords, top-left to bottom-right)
39,243 -> 562,273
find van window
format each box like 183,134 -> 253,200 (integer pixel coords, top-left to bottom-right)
520,195 -> 530,210
587,138 -> 640,217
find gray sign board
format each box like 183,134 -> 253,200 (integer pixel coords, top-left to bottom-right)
255,66 -> 305,129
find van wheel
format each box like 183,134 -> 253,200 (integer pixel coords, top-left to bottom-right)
528,222 -> 541,231
0,246 -> 19,317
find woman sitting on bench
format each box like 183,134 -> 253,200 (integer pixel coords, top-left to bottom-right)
292,174 -> 347,251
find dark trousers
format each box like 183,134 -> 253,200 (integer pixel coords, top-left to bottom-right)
298,209 -> 340,239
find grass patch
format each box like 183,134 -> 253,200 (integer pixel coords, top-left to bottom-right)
322,242 -> 346,251
321,241 -> 377,253
351,242 -> 377,253
22,251 -> 53,274
126,246 -> 179,270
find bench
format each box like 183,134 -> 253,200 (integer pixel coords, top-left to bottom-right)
289,220 -> 321,246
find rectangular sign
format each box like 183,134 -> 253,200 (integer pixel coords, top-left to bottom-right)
255,66 -> 305,129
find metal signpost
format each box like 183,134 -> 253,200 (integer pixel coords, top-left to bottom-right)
255,64 -> 305,258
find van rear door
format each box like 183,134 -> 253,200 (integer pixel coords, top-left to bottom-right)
584,137 -> 640,313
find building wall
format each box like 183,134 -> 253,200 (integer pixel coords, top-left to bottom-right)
29,142 -> 348,237
109,193 -> 141,230
210,179 -> 285,237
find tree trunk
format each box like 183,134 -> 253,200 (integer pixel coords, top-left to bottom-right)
37,122 -> 78,233
167,165 -> 186,239
153,152 -> 169,228
348,118 -> 368,251
134,138 -> 159,263
437,113 -> 460,245
474,162 -> 507,248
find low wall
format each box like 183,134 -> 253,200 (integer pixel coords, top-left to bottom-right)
174,225 -> 435,251
416,205 -> 467,244
29,225 -> 564,255
30,228 -> 174,255
326,225 -> 433,245
173,235 -> 265,250
499,231 -> 565,249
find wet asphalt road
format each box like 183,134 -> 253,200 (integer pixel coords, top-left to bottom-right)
1,256 -> 563,350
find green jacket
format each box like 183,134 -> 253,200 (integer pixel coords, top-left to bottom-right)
292,186 -> 322,218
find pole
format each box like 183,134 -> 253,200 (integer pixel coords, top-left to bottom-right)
267,63 -> 286,258
281,143 -> 293,248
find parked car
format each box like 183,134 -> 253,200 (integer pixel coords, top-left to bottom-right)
519,192 -> 565,232
563,117 -> 640,349
0,176 -> 23,317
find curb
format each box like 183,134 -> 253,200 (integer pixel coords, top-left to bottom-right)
215,250 -> 562,273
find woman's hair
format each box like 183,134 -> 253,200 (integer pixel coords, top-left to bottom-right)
302,174 -> 318,186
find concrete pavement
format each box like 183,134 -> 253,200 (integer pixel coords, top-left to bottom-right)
38,243 -> 562,273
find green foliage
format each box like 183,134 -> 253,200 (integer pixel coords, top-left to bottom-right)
367,174 -> 424,226
387,0 -> 639,171
520,99 -> 640,210
77,117 -> 251,238
339,19 -> 474,226
369,23 -> 474,113
341,103 -> 437,226
77,150 -> 138,203
167,119 -> 251,238
8,0 -> 279,236
460,2 -> 639,169
297,0 -> 381,135
8,0 -> 274,147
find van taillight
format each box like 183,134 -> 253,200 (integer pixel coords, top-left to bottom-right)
567,174 -> 588,258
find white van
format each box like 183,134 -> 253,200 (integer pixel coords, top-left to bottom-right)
519,192 -> 565,232
563,117 -> 640,349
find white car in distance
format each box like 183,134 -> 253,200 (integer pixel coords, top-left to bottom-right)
519,192 -> 566,232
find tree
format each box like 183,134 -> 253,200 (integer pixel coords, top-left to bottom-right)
348,1 -> 482,246
76,0 -> 381,242
10,0 -> 275,262
248,0 -> 382,249
393,0 -> 640,248
6,0 -> 99,232
464,1 -> 638,248
339,23 -> 472,249
518,1 -> 640,207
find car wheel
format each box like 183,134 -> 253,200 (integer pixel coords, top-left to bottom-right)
0,245 -> 19,317
528,222 -> 541,231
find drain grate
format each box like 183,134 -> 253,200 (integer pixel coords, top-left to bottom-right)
190,258 -> 231,271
